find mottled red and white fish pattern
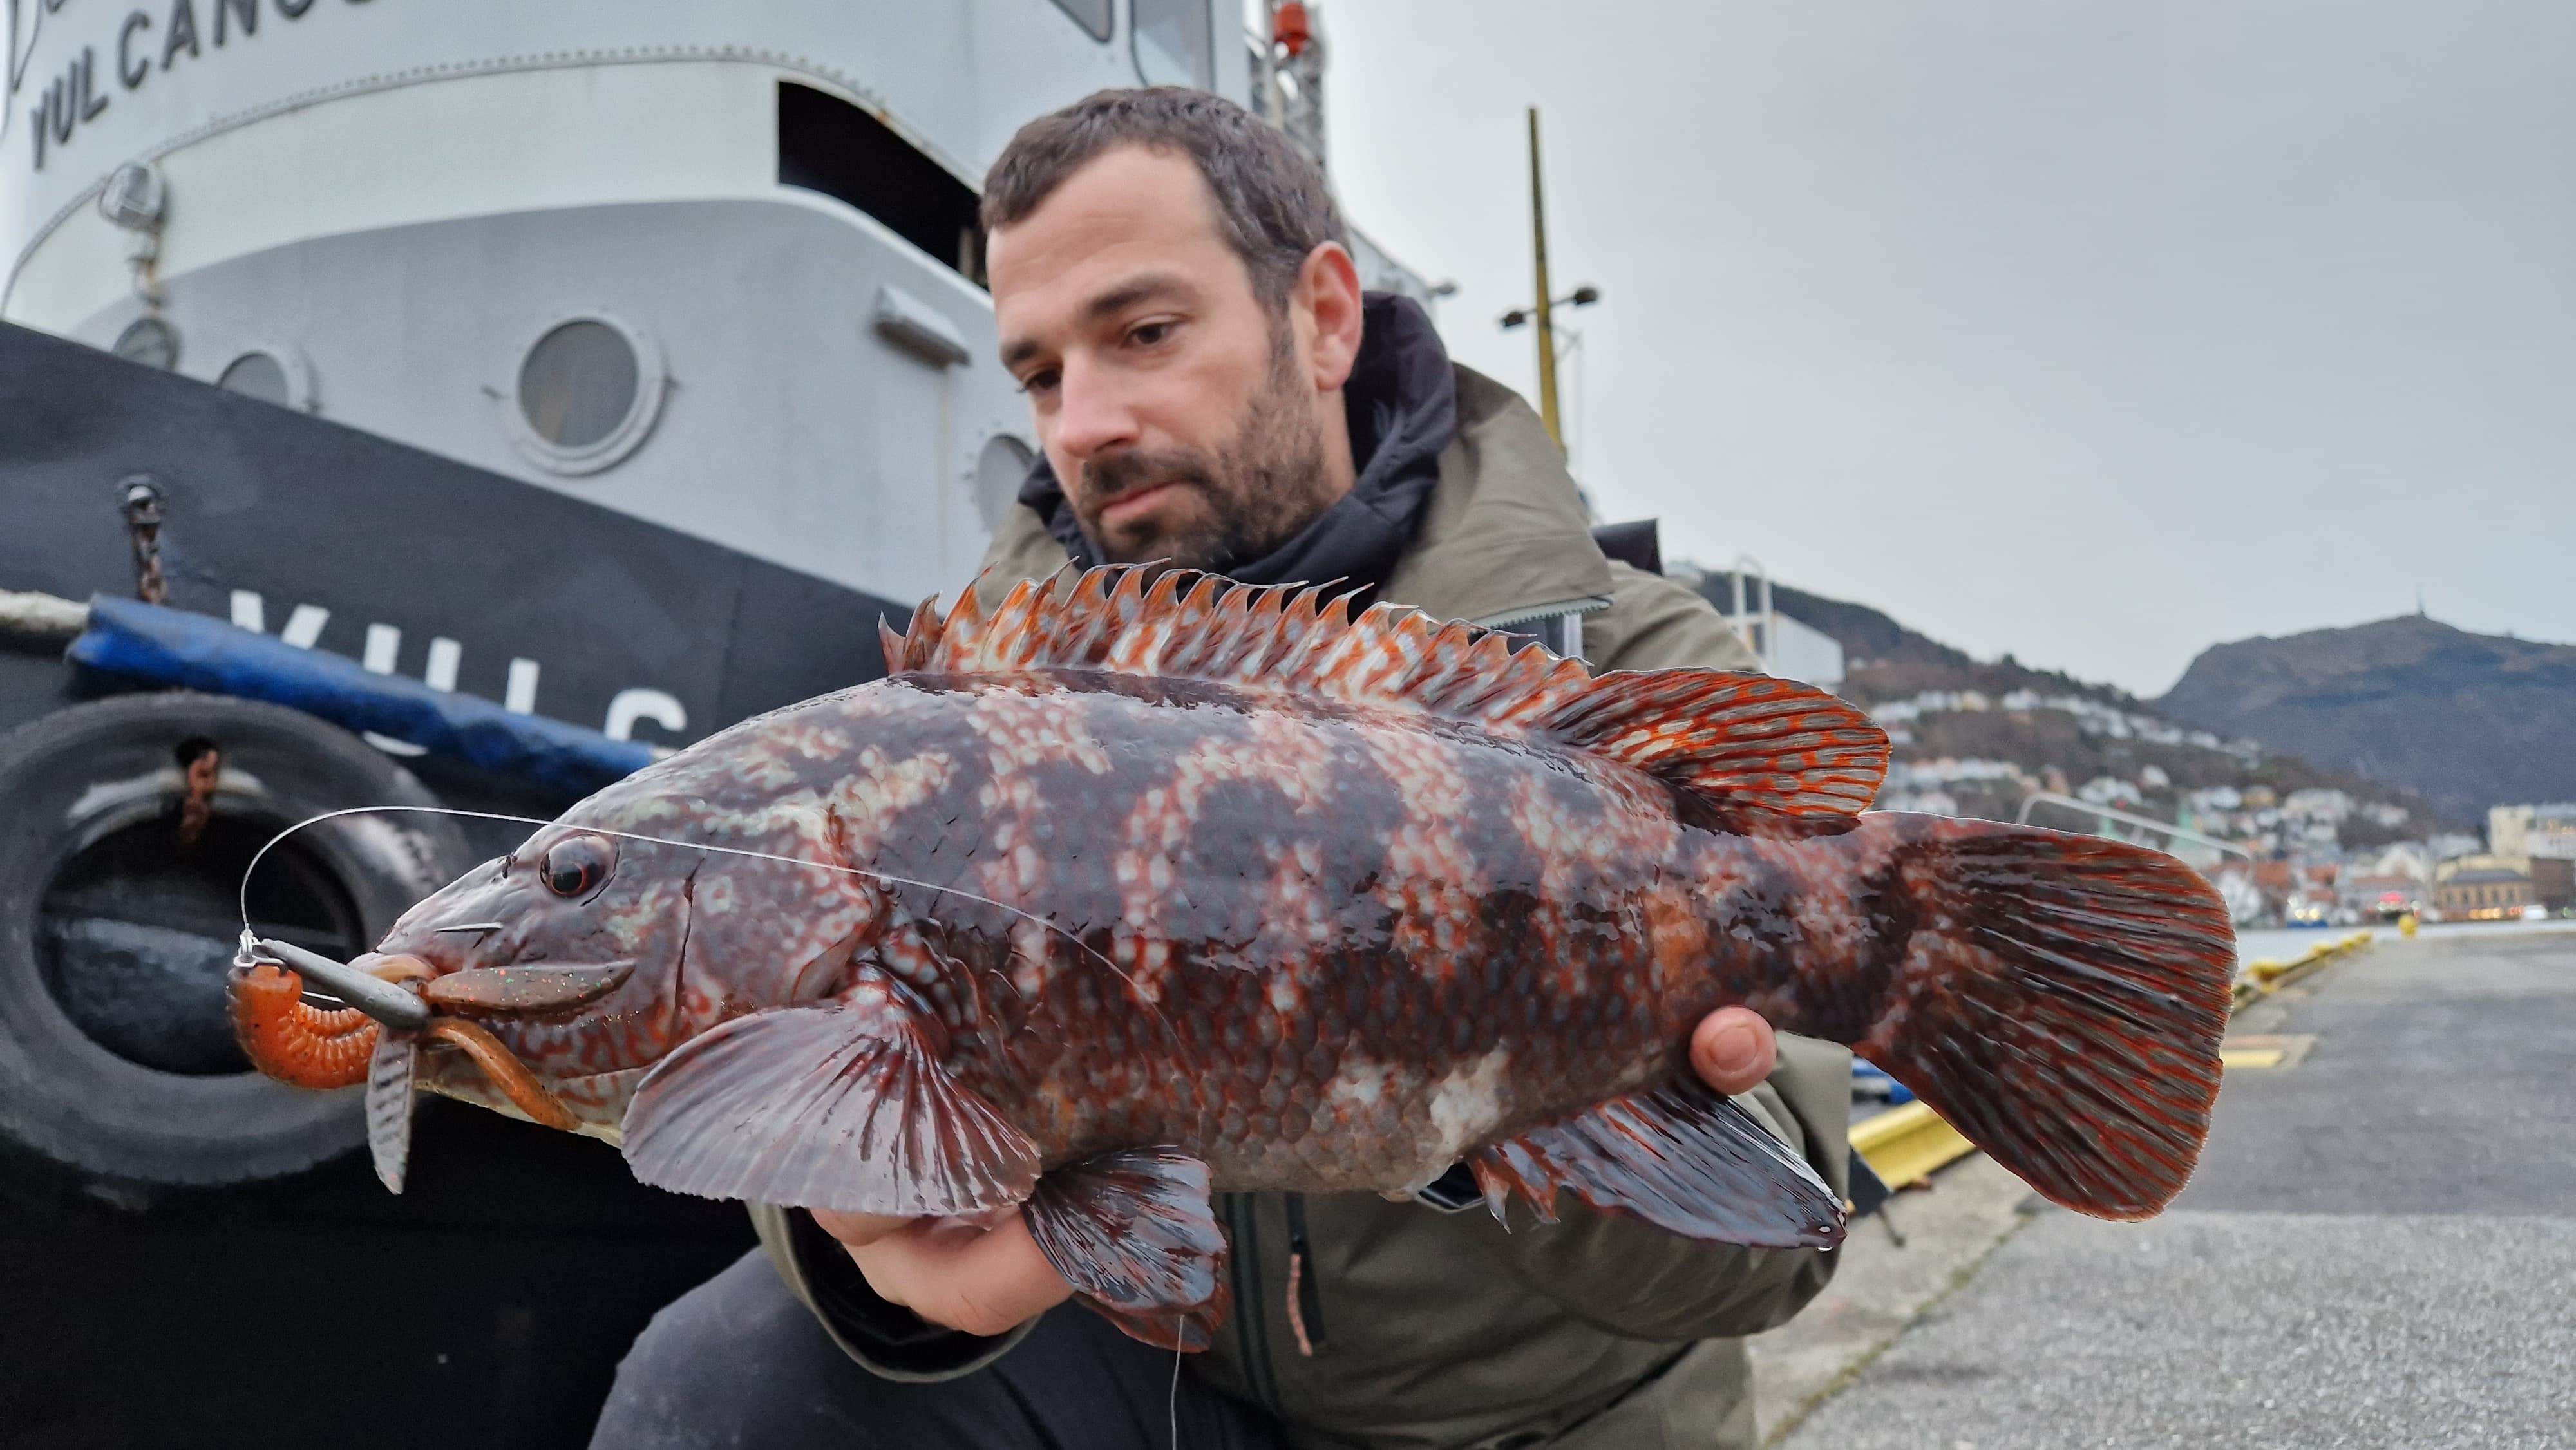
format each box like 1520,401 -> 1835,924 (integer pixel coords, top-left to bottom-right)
239,567 -> 2237,1350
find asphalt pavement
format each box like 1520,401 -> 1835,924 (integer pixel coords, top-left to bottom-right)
1779,927 -> 2576,1449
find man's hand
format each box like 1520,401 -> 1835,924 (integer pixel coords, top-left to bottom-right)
812,1006 -> 1776,1336
808,1207 -> 1074,1339
1689,1006 -> 1777,1097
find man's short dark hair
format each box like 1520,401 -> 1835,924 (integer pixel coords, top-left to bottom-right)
981,88 -> 1350,312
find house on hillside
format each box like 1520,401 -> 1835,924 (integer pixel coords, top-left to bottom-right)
2363,842 -> 2434,881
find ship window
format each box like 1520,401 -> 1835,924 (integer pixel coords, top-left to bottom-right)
779,82 -> 986,286
1050,0 -> 1112,42
974,434 -> 1037,531
507,316 -> 665,476
520,321 -> 637,449
112,315 -> 180,370
1133,0 -> 1213,88
218,352 -> 290,406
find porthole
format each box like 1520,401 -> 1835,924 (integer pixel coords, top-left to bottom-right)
973,434 -> 1037,531
1132,0 -> 1213,88
503,314 -> 665,476
215,346 -> 318,412
111,315 -> 180,370
1048,0 -> 1111,42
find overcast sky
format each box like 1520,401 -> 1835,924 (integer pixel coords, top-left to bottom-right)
1318,1 -> 2573,697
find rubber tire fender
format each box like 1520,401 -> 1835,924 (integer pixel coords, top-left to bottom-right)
0,692 -> 474,1185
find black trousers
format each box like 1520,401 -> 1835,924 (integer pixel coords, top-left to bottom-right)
590,1249 -> 1289,1450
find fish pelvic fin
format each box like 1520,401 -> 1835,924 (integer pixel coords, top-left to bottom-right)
892,565 -> 1886,834
620,991 -> 1038,1216
1470,1079 -> 1846,1249
1821,814 -> 2237,1219
365,1028 -> 418,1194
1022,1147 -> 1231,1352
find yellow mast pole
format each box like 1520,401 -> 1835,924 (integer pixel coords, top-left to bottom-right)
1527,106 -> 1564,451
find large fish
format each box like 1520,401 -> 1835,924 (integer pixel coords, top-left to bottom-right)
229,566 -> 2235,1348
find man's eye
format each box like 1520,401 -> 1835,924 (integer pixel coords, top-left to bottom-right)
1129,321 -> 1171,347
1018,368 -> 1060,395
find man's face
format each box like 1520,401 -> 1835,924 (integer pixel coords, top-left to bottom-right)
988,146 -> 1332,570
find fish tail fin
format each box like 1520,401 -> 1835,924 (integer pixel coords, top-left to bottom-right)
1815,814 -> 2237,1219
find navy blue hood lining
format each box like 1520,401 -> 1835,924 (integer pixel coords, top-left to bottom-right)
1017,292 -> 1457,595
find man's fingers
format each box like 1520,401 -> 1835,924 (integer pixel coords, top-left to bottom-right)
1690,1006 -> 1777,1097
809,1208 -> 913,1250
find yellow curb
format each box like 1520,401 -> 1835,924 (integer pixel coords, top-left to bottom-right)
1850,1101 -> 1976,1186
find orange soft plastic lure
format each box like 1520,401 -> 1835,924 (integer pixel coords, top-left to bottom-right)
228,961 -> 378,1089
228,959 -> 578,1130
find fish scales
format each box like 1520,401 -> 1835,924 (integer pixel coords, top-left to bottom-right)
229,565 -> 2239,1352
625,666 -> 1727,1192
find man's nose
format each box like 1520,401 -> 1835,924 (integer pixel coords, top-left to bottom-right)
1049,361 -> 1142,464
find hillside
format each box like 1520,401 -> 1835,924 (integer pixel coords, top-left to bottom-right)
2155,614 -> 2576,821
1689,571 -> 2441,847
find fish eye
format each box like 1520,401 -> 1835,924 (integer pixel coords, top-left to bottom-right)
540,835 -> 615,899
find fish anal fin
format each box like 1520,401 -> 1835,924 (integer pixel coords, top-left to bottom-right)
621,995 -> 1037,1216
1469,1080 -> 1846,1249
1023,1147 -> 1230,1352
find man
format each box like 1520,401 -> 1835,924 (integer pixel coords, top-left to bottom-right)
592,88 -> 1850,1450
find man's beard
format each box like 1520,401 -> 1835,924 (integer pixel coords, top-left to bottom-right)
1070,330 -> 1333,573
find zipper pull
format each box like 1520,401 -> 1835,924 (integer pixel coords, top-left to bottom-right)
1283,1192 -> 1326,1356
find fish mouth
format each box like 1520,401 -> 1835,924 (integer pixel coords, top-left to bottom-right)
232,939 -> 584,1131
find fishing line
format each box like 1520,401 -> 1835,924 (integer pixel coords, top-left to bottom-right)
236,804 -> 1198,1068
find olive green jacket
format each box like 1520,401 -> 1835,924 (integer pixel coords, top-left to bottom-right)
753,364 -> 1851,1450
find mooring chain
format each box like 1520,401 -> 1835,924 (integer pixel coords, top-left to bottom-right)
178,743 -> 221,850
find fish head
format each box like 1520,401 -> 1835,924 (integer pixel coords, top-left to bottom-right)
363,773 -> 890,1135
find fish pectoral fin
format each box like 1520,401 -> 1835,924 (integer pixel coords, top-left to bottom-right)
1470,1080 -> 1846,1250
620,999 -> 1039,1216
422,961 -> 634,1014
1022,1147 -> 1230,1351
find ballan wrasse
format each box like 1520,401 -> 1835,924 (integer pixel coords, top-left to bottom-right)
229,566 -> 2236,1349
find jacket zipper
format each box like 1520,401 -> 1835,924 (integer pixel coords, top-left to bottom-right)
1225,1193 -> 1285,1411
1283,1192 -> 1327,1354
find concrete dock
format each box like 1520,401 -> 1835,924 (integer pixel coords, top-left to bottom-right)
1759,926 -> 2576,1449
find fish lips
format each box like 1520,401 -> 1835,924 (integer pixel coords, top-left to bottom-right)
410,959 -> 639,1017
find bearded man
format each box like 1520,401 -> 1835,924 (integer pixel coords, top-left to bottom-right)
593,87 -> 1852,1450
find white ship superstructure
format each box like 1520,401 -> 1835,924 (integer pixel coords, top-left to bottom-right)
3,0 -> 1428,607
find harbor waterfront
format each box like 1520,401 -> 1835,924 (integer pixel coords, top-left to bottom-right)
5,1 -> 2568,1444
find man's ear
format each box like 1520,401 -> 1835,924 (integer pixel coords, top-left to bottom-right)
1296,241 -> 1366,393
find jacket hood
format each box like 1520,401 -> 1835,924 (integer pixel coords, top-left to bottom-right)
1017,292 -> 1457,594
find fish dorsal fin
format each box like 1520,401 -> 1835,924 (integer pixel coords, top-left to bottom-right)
894,565 -> 1888,834
1529,670 -> 1889,833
